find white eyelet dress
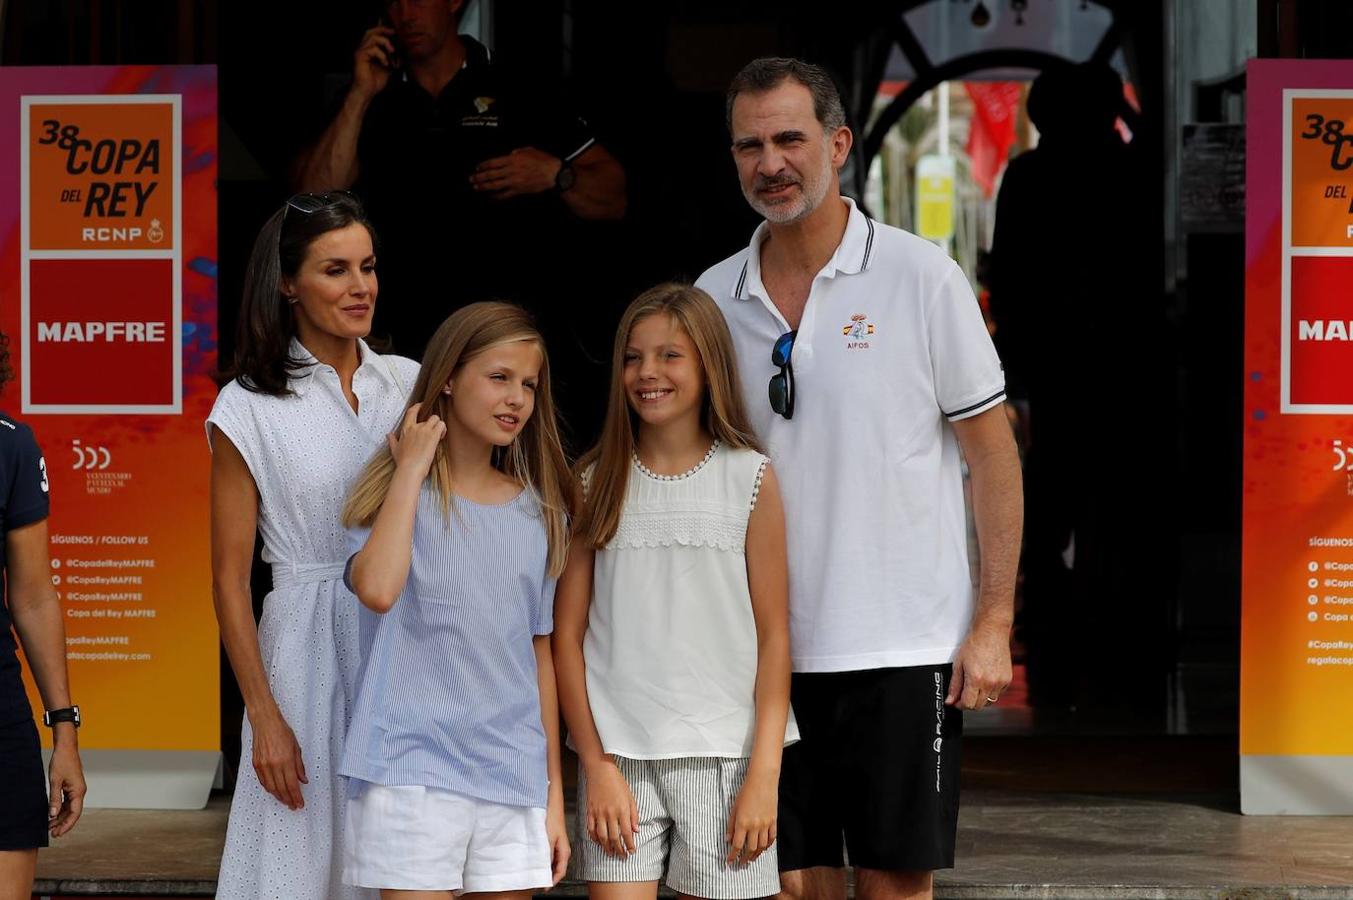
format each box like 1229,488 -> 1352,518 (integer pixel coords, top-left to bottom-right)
206,339 -> 419,900
582,441 -> 799,758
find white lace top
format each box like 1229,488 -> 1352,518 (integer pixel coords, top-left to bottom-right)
582,441 -> 799,758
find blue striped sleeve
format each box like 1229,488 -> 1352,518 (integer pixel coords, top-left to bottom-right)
534,576 -> 557,636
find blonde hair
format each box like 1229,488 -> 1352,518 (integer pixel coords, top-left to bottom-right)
576,283 -> 763,548
342,302 -> 574,576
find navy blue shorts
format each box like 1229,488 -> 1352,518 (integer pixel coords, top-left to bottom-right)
777,664 -> 962,873
0,662 -> 48,851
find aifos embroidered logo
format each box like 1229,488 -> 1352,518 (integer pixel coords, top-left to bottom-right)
843,313 -> 874,349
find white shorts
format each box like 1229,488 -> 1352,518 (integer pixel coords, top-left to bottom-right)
576,756 -> 781,900
344,782 -> 552,893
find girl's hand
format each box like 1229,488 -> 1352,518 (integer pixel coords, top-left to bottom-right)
250,708 -> 308,810
46,738 -> 86,837
726,769 -> 777,866
546,787 -> 571,884
584,757 -> 639,859
387,404 -> 445,478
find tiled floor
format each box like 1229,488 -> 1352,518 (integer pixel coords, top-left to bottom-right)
33,788 -> 1353,898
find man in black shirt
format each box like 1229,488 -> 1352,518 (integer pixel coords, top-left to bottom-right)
295,0 -> 626,359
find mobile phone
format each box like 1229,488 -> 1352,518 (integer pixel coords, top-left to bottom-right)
378,15 -> 403,71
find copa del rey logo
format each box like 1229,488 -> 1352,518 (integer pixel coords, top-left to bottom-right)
1299,320 -> 1353,341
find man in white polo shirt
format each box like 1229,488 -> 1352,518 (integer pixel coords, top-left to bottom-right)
695,58 -> 1022,900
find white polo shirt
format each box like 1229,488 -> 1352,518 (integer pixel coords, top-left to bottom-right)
696,197 -> 1005,672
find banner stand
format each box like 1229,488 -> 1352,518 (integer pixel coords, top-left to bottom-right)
0,66 -> 220,811
42,749 -> 221,810
1242,59 -> 1353,815
1241,756 -> 1353,815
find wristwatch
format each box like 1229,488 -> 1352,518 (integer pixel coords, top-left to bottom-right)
43,705 -> 81,728
554,159 -> 576,193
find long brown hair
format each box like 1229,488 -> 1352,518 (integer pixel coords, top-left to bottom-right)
342,302 -> 574,576
575,283 -> 763,549
224,192 -> 377,395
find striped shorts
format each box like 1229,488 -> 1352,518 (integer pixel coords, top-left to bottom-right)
576,755 -> 780,900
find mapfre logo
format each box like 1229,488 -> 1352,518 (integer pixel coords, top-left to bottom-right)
1299,320 -> 1353,341
38,321 -> 167,342
24,257 -> 178,413
1286,257 -> 1353,411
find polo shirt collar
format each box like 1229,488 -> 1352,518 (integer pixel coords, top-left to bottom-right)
287,337 -> 383,397
733,196 -> 877,301
397,35 -> 488,87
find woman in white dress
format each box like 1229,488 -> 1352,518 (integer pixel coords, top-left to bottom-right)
207,192 -> 419,899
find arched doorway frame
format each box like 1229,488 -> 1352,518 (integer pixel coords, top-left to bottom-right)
849,2 -> 1132,202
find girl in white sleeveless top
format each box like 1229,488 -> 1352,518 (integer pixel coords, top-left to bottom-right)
555,284 -> 798,900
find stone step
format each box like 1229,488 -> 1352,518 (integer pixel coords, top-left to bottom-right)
32,790 -> 1353,899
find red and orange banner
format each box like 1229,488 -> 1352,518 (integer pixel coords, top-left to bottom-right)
1242,60 -> 1353,814
0,67 -> 218,761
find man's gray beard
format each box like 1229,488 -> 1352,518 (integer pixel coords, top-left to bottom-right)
745,164 -> 832,225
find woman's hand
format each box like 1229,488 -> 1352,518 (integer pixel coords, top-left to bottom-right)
47,733 -> 86,837
726,768 -> 777,866
250,707 -> 308,810
388,404 -> 445,478
584,757 -> 639,858
546,785 -> 571,884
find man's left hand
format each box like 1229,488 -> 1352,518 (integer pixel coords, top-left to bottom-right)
471,147 -> 561,199
945,620 -> 1012,711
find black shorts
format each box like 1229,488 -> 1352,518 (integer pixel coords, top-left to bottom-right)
0,664 -> 48,851
777,664 -> 961,873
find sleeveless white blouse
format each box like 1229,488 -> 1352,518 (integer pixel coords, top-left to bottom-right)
206,340 -> 418,900
583,441 -> 799,758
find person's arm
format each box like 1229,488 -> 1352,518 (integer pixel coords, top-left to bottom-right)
559,143 -> 626,220
469,143 -> 627,220
535,634 -> 571,884
346,405 -> 444,612
9,518 -> 86,837
292,25 -> 395,191
210,428 -> 309,811
551,538 -> 637,858
946,405 -> 1023,711
727,463 -> 792,866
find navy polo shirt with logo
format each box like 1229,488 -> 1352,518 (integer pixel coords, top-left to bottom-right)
352,37 -> 596,356
0,413 -> 50,719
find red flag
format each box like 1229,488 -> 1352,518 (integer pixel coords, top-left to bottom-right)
964,82 -> 1022,198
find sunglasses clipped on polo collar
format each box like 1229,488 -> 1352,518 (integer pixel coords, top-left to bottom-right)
769,330 -> 797,420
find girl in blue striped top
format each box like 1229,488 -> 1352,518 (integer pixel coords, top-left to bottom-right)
338,302 -> 574,898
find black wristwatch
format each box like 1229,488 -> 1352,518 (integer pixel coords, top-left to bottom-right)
554,158 -> 576,193
43,705 -> 80,728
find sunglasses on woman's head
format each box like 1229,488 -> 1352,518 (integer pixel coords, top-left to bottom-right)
769,330 -> 796,420
284,190 -> 358,218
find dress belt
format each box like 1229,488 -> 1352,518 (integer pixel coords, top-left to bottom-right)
272,560 -> 349,591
